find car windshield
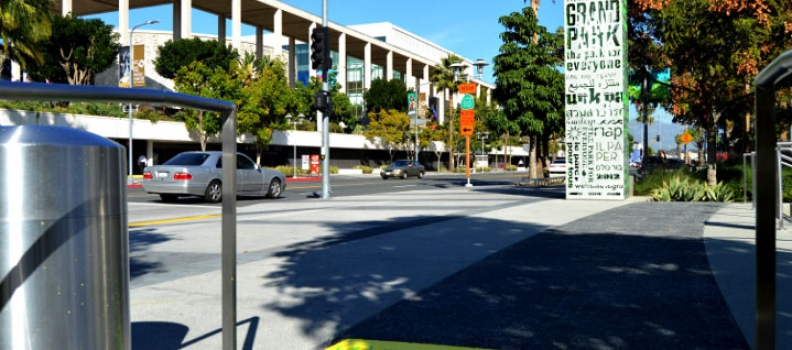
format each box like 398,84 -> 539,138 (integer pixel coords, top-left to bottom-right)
164,153 -> 211,166
391,160 -> 409,167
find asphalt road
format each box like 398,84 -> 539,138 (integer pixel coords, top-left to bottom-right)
127,172 -> 529,206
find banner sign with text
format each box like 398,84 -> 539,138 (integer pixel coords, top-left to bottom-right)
564,0 -> 629,200
132,44 -> 146,87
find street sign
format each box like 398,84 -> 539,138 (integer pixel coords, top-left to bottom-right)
460,109 -> 475,136
460,94 -> 475,110
681,131 -> 693,145
459,83 -> 477,95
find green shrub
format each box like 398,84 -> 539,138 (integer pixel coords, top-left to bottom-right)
439,165 -> 448,172
272,165 -> 295,177
505,164 -> 517,171
475,166 -> 491,173
354,165 -> 373,174
380,164 -> 389,169
649,175 -> 735,202
329,122 -> 345,133
650,176 -> 706,202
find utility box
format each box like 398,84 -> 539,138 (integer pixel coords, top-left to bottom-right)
0,125 -> 130,349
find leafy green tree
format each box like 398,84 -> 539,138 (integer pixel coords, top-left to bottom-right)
154,37 -> 239,79
294,71 -> 356,132
235,53 -> 302,163
363,78 -> 408,113
0,0 -> 51,72
173,61 -> 241,151
654,0 -> 792,186
430,54 -> 464,172
493,7 -> 564,179
364,109 -> 411,163
25,15 -> 119,85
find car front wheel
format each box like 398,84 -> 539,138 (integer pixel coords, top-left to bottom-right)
401,172 -> 408,179
204,180 -> 222,203
418,171 -> 424,179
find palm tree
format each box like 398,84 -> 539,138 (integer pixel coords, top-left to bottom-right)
430,54 -> 463,172
0,0 -> 52,74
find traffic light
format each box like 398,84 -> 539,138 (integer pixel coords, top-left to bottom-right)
656,135 -> 661,142
310,26 -> 331,71
314,90 -> 330,113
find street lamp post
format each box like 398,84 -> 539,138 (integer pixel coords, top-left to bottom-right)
477,131 -> 490,170
127,19 -> 159,184
413,81 -> 432,162
473,58 -> 488,80
286,113 -> 304,178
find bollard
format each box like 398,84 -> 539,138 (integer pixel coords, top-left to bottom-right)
0,125 -> 129,349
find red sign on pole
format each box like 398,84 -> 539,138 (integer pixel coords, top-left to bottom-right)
458,83 -> 477,95
460,110 -> 475,136
310,154 -> 320,176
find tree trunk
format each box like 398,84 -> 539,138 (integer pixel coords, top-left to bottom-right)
448,91 -> 455,173
503,131 -> 509,172
706,111 -> 718,187
529,134 -> 538,179
697,126 -> 705,169
198,111 -> 207,151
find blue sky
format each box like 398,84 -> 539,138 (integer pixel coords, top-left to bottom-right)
85,1 -> 566,85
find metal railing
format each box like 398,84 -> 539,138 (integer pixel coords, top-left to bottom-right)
0,81 -> 239,350
744,143 -> 792,230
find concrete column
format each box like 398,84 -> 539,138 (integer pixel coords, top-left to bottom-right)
146,140 -> 154,165
386,51 -> 393,80
364,42 -> 371,89
308,22 -> 317,79
61,0 -> 72,16
232,0 -> 241,50
180,0 -> 192,40
173,0 -> 181,40
289,36 -> 296,88
273,9 -> 283,59
119,0 -> 129,44
405,58 -> 413,90
338,33 -> 347,93
256,26 -> 263,58
218,14 -> 226,44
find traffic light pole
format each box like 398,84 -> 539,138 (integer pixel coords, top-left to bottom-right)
320,0 -> 330,200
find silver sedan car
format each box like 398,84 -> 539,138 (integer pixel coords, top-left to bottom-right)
380,159 -> 425,179
141,151 -> 286,202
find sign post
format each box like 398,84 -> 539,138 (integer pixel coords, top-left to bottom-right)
460,92 -> 476,187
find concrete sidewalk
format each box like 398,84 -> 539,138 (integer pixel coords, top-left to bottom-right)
127,187 -> 786,349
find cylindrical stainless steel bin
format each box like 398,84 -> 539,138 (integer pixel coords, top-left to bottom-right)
0,125 -> 129,350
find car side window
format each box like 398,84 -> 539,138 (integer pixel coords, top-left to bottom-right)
237,155 -> 256,170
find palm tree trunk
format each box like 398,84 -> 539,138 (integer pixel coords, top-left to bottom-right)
448,91 -> 455,172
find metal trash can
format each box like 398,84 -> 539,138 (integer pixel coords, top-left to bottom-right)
0,125 -> 129,349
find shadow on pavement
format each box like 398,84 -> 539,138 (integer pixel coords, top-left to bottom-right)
132,317 -> 259,350
262,202 -> 772,349
129,228 -> 170,279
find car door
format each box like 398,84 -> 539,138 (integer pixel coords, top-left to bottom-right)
406,161 -> 415,176
236,154 -> 259,193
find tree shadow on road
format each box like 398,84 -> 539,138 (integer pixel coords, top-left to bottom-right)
260,202 -> 783,349
129,228 -> 170,279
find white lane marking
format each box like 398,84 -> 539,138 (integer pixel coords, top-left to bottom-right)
393,185 -> 417,188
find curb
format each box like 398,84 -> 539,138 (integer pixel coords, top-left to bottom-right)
127,176 -> 322,189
